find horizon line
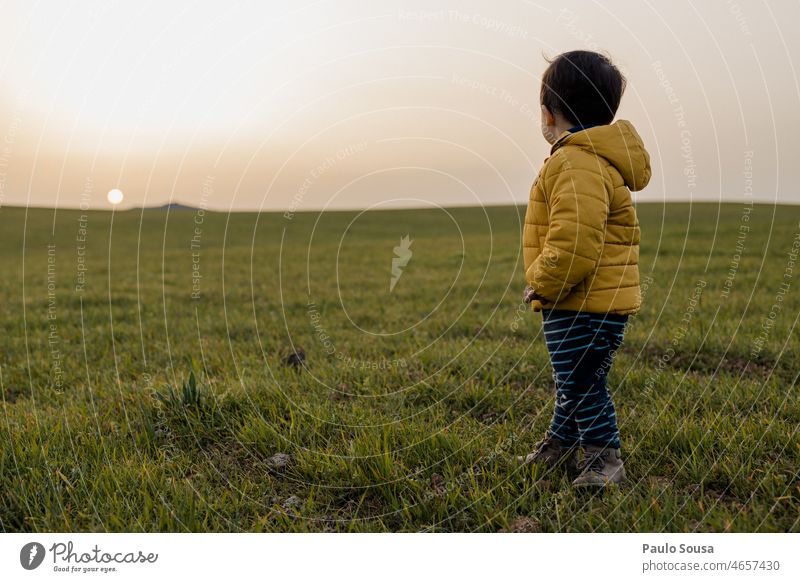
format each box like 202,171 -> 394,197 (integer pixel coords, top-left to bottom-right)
2,199 -> 798,214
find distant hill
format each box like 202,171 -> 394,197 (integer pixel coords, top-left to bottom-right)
142,202 -> 201,211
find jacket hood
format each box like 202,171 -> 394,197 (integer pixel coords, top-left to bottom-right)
552,120 -> 652,191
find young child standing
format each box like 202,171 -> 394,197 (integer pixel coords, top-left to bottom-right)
520,50 -> 651,488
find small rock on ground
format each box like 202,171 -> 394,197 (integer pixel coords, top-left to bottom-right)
284,349 -> 306,368
500,517 -> 540,533
282,495 -> 301,510
267,452 -> 292,469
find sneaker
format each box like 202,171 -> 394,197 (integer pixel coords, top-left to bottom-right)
517,433 -> 579,475
572,445 -> 626,488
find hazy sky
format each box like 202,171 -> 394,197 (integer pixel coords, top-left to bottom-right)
0,0 -> 798,211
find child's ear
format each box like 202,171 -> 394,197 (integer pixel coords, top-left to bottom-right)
541,104 -> 556,126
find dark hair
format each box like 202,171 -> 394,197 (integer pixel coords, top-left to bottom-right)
540,50 -> 626,127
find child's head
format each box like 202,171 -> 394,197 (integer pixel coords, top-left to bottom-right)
540,50 -> 626,144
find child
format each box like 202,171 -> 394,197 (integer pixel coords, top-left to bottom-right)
519,50 -> 651,488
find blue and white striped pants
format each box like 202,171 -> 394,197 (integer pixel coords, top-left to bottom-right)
542,309 -> 628,448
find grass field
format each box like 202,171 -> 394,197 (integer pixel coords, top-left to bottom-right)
1,202 -> 798,532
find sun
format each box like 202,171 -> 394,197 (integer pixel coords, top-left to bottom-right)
107,188 -> 124,205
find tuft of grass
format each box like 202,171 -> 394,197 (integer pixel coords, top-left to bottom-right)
155,370 -> 205,410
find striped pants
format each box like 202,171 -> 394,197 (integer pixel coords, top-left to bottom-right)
542,309 -> 628,449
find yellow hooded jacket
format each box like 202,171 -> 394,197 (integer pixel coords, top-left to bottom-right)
523,120 -> 651,315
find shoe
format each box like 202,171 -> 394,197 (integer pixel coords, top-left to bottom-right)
517,433 -> 579,475
572,445 -> 626,488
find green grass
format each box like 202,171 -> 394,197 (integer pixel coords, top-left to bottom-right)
1,202 -> 798,532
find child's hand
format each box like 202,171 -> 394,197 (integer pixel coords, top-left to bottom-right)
523,285 -> 537,304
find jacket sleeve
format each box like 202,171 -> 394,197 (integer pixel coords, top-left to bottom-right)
525,151 -> 609,304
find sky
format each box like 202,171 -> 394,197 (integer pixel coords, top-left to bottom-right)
0,0 -> 798,211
